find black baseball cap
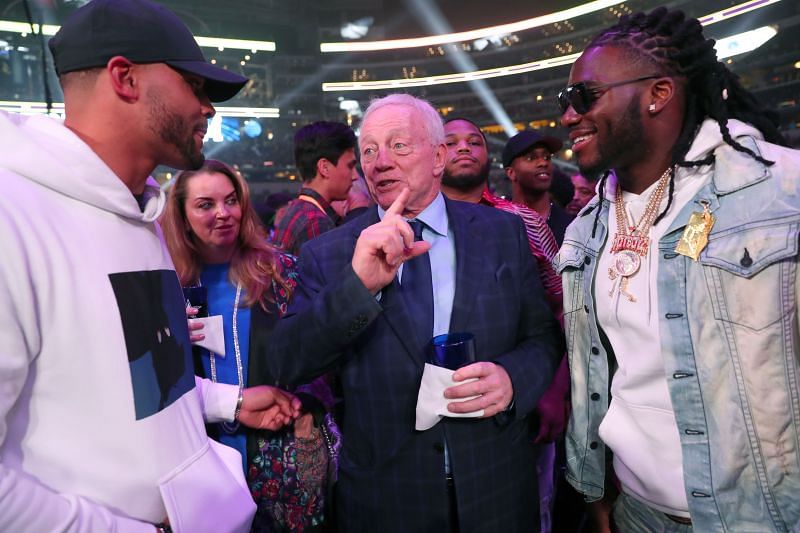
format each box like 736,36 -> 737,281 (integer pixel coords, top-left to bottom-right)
502,130 -> 563,168
49,0 -> 248,102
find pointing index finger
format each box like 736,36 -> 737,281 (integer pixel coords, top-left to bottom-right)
385,187 -> 410,217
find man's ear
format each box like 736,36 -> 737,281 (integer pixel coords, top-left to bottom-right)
646,76 -> 677,115
316,157 -> 331,179
106,56 -> 138,103
432,143 -> 446,177
505,167 -> 517,183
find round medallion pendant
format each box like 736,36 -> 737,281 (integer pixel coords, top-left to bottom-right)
614,250 -> 641,277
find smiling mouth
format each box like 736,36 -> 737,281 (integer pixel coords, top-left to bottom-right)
571,133 -> 595,151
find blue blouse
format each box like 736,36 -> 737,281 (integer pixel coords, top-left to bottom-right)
200,263 -> 251,473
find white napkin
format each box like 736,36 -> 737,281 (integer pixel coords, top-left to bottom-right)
415,363 -> 484,431
189,315 -> 225,356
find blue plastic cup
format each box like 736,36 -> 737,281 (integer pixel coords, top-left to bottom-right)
429,332 -> 476,370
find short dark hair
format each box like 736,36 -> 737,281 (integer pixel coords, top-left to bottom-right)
444,116 -> 487,144
294,121 -> 356,182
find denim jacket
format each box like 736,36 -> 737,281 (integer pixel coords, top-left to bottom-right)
554,124 -> 800,532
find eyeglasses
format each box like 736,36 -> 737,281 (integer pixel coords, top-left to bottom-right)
557,75 -> 660,114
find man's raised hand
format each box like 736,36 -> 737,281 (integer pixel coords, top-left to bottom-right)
352,188 -> 431,294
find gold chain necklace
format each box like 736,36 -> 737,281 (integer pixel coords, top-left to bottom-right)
608,167 -> 673,302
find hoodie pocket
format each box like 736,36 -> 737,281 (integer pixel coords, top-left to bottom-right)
158,440 -> 255,533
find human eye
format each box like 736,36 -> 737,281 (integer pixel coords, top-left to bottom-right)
393,141 -> 413,154
197,200 -> 212,209
225,196 -> 239,206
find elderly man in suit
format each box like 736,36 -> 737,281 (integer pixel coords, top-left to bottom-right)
268,93 -> 561,532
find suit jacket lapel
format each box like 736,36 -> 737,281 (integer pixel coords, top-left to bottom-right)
447,199 -> 482,334
356,206 -> 427,368
382,278 -> 426,367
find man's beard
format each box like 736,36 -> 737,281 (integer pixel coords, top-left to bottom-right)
147,90 -> 205,170
578,97 -> 643,181
442,160 -> 490,192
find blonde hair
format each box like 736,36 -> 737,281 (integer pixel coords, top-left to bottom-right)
161,159 -> 289,310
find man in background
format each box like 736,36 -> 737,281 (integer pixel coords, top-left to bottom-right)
441,116 -> 570,532
504,131 -> 574,245
566,173 -> 598,215
272,121 -> 358,255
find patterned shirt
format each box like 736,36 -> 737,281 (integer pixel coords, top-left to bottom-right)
271,187 -> 341,256
480,189 -> 563,312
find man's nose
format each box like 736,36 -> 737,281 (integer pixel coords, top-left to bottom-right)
374,148 -> 394,169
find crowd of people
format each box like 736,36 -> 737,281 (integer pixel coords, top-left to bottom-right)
1,1 -> 799,532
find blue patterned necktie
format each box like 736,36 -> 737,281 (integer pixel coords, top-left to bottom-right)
402,220 -> 434,339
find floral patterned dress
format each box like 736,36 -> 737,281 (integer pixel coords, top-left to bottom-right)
246,253 -> 339,533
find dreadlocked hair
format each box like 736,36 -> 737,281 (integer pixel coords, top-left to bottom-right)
588,7 -> 786,225
591,171 -> 612,238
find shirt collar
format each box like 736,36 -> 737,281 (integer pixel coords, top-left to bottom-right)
299,187 -> 340,222
377,191 -> 448,237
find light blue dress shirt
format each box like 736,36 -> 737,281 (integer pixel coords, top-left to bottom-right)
378,192 -> 456,336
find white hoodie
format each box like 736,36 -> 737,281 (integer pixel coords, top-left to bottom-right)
0,111 -> 255,532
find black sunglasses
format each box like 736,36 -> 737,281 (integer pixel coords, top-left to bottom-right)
557,75 -> 661,114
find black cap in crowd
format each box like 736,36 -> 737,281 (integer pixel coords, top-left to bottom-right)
49,0 -> 248,102
502,130 -> 563,168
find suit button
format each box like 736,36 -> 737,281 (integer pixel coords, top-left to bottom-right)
591,347 -> 600,355
433,443 -> 445,454
584,256 -> 592,265
589,441 -> 599,450
591,393 -> 600,401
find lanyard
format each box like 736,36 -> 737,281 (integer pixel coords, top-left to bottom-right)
298,194 -> 326,214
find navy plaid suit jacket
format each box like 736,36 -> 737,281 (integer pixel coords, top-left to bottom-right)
268,196 -> 562,533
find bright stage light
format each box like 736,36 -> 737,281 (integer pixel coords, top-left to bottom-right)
320,0 -> 627,52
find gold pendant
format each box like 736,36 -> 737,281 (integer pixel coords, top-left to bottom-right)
607,271 -> 637,302
614,250 -> 641,277
675,201 -> 715,261
611,233 -> 649,256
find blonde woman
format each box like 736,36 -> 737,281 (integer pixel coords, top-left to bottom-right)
161,160 -> 336,532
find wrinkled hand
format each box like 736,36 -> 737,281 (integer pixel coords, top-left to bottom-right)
444,362 -> 513,418
352,188 -> 430,294
186,307 -> 204,343
238,386 -> 302,431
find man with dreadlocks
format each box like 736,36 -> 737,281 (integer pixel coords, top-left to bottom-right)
553,6 -> 799,532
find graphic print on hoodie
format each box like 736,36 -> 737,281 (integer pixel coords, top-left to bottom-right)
110,270 -> 195,419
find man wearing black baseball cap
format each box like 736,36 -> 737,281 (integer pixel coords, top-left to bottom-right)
0,1 -> 299,531
503,130 -> 573,245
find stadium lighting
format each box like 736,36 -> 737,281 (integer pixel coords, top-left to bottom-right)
322,0 -> 782,91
